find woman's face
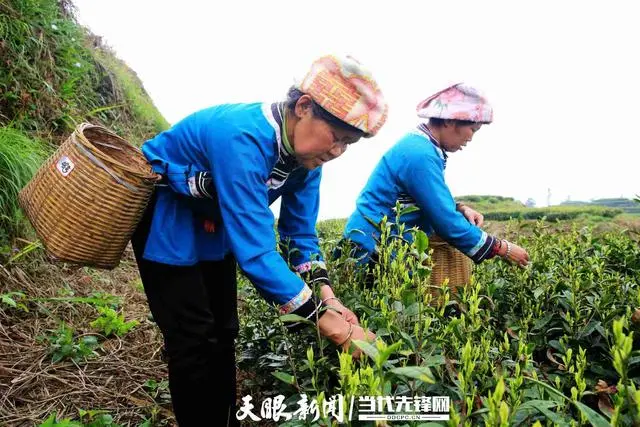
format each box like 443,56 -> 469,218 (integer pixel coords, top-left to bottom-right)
440,122 -> 482,152
291,96 -> 363,169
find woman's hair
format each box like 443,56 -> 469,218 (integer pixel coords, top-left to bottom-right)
428,117 -> 479,127
285,87 -> 365,135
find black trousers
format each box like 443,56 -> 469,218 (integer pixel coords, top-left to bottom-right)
131,195 -> 239,426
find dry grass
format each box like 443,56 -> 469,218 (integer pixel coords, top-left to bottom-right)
0,247 -> 174,426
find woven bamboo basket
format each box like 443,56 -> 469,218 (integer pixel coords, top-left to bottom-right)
428,234 -> 473,298
18,123 -> 159,269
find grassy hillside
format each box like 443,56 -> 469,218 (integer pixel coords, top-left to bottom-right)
1,1 -> 172,425
0,0 -> 169,251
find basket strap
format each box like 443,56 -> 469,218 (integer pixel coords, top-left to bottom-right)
74,141 -> 139,192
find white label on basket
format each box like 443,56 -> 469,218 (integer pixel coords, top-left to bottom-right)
56,156 -> 75,177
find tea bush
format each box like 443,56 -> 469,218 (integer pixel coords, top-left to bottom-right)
238,218 -> 640,426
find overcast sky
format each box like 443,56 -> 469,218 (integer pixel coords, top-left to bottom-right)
72,0 -> 640,219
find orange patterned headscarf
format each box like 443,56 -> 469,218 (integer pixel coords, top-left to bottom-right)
296,55 -> 388,137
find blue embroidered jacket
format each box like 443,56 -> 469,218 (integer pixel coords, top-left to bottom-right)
140,103 -> 326,315
343,128 -> 496,263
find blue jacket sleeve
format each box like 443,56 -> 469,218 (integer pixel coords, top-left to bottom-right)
142,113 -> 204,198
206,132 -> 317,315
399,147 -> 496,263
278,168 -> 330,287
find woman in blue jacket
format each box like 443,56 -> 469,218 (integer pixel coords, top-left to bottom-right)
342,83 -> 529,286
131,55 -> 387,426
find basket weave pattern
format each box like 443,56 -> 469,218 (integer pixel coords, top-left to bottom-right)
429,234 -> 473,297
18,123 -> 158,269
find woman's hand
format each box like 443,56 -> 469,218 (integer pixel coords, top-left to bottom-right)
317,309 -> 375,358
499,240 -> 530,267
458,205 -> 485,227
320,285 -> 359,325
344,325 -> 376,357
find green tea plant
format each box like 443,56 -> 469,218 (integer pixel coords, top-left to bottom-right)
484,206 -> 622,222
39,413 -> 83,427
0,290 -> 27,311
89,306 -> 138,337
143,379 -> 170,401
237,216 -> 640,425
44,322 -> 99,363
39,410 -> 125,427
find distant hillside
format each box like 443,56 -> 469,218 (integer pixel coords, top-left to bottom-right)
560,198 -> 640,215
0,0 -> 169,247
455,195 -> 629,222
455,195 -> 525,212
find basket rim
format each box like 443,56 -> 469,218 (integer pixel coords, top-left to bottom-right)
75,122 -> 159,181
429,234 -> 454,247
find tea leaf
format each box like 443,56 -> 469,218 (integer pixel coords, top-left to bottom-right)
351,339 -> 379,361
389,366 -> 436,384
271,371 -> 295,385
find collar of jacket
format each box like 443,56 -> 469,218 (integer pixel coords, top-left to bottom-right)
416,123 -> 448,166
270,103 -> 298,166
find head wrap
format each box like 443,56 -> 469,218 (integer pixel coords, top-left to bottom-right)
416,83 -> 493,123
295,55 -> 388,136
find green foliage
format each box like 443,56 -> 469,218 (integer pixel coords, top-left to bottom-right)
89,306 -> 138,337
45,322 -> 99,363
0,0 -> 167,142
1,0 -> 92,133
33,292 -> 122,308
456,195 -> 517,204
456,195 -> 525,212
143,378 -> 170,401
562,197 -> 640,215
239,218 -> 640,425
39,413 -> 83,427
0,290 -> 27,311
39,410 -> 125,427
0,0 -> 169,252
484,205 -> 623,221
93,49 -> 169,142
76,410 -> 123,427
0,127 -> 44,244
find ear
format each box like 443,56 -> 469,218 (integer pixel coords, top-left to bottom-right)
294,95 -> 314,119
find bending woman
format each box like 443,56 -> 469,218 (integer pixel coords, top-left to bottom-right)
342,83 -> 529,287
132,55 -> 387,426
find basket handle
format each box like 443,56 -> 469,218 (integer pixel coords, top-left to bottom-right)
92,140 -> 124,151
74,141 -> 139,192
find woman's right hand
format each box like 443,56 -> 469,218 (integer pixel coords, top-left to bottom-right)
500,240 -> 530,267
346,324 -> 376,356
317,309 -> 375,358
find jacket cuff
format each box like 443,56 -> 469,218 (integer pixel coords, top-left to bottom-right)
468,233 -> 498,264
284,294 -> 328,331
279,285 -> 313,315
295,261 -> 331,288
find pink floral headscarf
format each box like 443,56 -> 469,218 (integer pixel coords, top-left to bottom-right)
416,83 -> 493,123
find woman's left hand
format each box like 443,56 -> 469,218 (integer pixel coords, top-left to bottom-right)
320,285 -> 360,326
459,205 -> 484,227
327,299 -> 360,326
